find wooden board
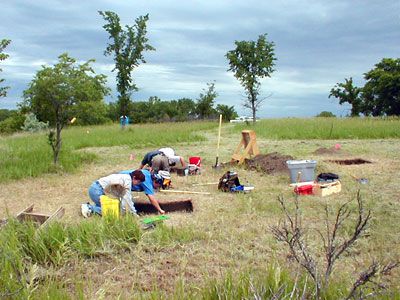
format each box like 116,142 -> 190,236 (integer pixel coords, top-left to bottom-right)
231,130 -> 260,164
15,204 -> 64,228
314,181 -> 342,197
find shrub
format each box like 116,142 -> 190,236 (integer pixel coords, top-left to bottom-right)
21,113 -> 49,132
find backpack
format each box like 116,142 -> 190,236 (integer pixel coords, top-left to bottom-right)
316,172 -> 339,182
218,171 -> 241,192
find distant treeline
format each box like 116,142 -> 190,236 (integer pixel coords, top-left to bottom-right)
0,97 -> 237,134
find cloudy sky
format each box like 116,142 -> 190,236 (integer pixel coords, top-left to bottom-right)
1,1 -> 399,117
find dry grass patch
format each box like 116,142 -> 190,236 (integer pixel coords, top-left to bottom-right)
1,126 -> 399,298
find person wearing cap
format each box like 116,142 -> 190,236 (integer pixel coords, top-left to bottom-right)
82,170 -> 146,217
119,169 -> 166,214
139,147 -> 186,172
81,170 -> 165,217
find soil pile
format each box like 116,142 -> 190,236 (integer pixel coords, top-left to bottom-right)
244,152 -> 294,174
313,147 -> 342,155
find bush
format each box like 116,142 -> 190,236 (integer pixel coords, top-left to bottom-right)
21,113 -> 49,132
316,111 -> 336,117
0,113 -> 25,134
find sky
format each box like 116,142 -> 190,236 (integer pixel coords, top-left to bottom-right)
0,0 -> 399,118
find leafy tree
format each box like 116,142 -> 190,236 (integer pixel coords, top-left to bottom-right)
329,77 -> 362,117
106,102 -> 120,121
316,111 -> 336,118
176,98 -> 196,121
0,108 -> 14,122
99,11 -> 155,116
0,39 -> 11,98
226,34 -> 276,122
216,104 -> 238,122
196,82 -> 218,119
362,58 -> 400,116
70,101 -> 109,125
22,53 -> 109,164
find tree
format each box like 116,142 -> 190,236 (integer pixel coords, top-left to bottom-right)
362,58 -> 400,116
176,98 -> 196,120
226,34 -> 276,122
196,82 -> 218,119
315,111 -> 336,118
216,104 -> 238,122
22,53 -> 109,165
99,11 -> 155,116
0,39 -> 11,98
329,77 -> 362,117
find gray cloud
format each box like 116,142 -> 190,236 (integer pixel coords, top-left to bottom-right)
1,0 -> 398,118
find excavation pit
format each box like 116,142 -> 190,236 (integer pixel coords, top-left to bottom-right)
135,199 -> 193,215
328,158 -> 371,165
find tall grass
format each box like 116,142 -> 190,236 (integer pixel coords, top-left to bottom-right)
0,215 -> 140,299
0,121 -> 217,182
232,117 -> 400,139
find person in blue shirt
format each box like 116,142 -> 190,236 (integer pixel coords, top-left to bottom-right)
119,169 -> 166,214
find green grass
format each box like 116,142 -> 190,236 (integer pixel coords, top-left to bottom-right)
0,215 -> 141,298
0,121 -> 217,182
232,117 -> 400,139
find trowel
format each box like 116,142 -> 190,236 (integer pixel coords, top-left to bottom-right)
351,174 -> 368,184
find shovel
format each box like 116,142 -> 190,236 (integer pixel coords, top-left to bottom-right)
213,114 -> 223,169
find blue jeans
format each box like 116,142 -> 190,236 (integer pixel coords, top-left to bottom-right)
88,181 -> 103,215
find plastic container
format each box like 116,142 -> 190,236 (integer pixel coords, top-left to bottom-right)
294,184 -> 314,195
189,156 -> 201,167
188,156 -> 201,175
286,160 -> 317,183
100,195 -> 120,218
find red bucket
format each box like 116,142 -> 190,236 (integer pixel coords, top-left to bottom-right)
189,156 -> 201,167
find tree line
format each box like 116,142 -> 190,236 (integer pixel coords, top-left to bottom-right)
0,10 -> 277,164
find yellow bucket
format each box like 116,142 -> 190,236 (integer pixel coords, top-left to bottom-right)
100,195 -> 120,218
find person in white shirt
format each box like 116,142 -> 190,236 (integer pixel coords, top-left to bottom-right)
82,170 -> 165,217
139,147 -> 186,172
158,147 -> 187,169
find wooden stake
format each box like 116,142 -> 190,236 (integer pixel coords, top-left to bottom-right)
160,190 -> 211,195
215,114 -> 223,167
192,182 -> 218,186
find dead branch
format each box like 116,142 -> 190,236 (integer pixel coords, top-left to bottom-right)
271,195 -> 321,295
346,261 -> 400,299
272,191 -> 398,299
325,191 -> 371,284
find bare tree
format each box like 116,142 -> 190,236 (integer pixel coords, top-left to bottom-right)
271,191 -> 399,299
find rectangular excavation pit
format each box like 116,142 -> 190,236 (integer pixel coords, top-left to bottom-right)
135,199 -> 193,214
327,158 -> 371,165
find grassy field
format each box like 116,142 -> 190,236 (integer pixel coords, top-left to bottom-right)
0,121 -> 217,182
0,118 -> 399,299
233,117 -> 400,139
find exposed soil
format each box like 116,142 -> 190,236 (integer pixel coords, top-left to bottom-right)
135,199 -> 193,214
244,152 -> 294,175
328,158 -> 372,165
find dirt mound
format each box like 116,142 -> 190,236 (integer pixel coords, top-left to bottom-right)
313,147 -> 344,155
244,152 -> 294,174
